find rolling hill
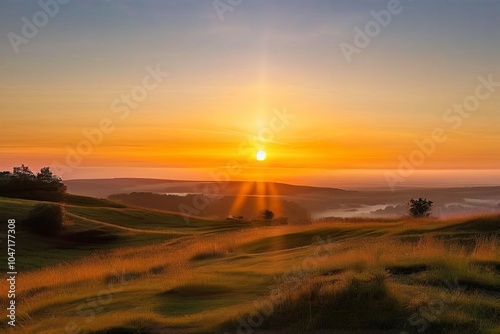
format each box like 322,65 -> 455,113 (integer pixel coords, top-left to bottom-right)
0,194 -> 498,333
65,178 -> 500,219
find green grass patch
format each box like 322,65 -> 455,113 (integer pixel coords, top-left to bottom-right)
64,194 -> 126,208
242,227 -> 385,253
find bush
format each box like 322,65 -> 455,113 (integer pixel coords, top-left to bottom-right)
24,203 -> 64,236
408,198 -> 433,218
260,209 -> 275,220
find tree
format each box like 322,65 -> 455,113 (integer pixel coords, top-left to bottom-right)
37,167 -> 55,183
0,165 -> 66,201
24,203 -> 64,236
9,164 -> 36,191
0,171 -> 11,186
260,209 -> 275,220
13,164 -> 36,181
408,198 -> 433,218
36,166 -> 67,196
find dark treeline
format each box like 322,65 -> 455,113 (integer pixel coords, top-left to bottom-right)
0,165 -> 66,201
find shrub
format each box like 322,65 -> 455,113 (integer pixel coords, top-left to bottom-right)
408,198 -> 433,218
260,209 -> 275,220
24,203 -> 64,236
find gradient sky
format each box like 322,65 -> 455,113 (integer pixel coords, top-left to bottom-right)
1,0 -> 499,187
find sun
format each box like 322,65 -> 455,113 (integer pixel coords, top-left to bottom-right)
256,150 -> 267,161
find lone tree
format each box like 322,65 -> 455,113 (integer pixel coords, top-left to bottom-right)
24,203 -> 64,236
260,209 -> 275,220
408,198 -> 433,218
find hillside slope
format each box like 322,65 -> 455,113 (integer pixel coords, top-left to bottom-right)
0,197 -> 498,333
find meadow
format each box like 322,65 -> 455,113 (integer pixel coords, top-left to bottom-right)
0,196 -> 499,334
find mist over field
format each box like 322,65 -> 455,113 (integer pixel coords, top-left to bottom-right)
66,178 -> 500,220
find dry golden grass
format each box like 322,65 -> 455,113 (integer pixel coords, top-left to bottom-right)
2,216 -> 499,333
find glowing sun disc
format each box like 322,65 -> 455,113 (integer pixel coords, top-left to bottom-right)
256,150 -> 267,161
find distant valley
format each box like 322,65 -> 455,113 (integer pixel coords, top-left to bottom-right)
66,178 -> 500,219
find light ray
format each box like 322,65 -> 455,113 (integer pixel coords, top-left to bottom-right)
267,182 -> 283,217
229,181 -> 255,216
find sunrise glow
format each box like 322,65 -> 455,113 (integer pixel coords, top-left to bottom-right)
256,150 -> 267,161
1,2 -> 499,333
0,1 -> 499,188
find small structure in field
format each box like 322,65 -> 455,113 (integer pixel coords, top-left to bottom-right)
226,215 -> 251,223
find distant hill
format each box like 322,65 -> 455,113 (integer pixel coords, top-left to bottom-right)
109,192 -> 311,223
65,178 -> 500,219
65,178 -> 348,198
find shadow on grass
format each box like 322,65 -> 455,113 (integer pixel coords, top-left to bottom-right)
63,229 -> 120,244
190,251 -> 225,262
385,264 -> 428,276
159,284 -> 234,297
222,274 -> 408,333
88,319 -> 173,334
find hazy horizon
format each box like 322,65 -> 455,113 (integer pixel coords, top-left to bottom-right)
57,167 -> 500,190
2,0 -> 499,189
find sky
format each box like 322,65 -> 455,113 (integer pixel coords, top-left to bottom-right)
1,0 -> 499,188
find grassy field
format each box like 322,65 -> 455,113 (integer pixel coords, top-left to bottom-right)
0,196 -> 499,333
